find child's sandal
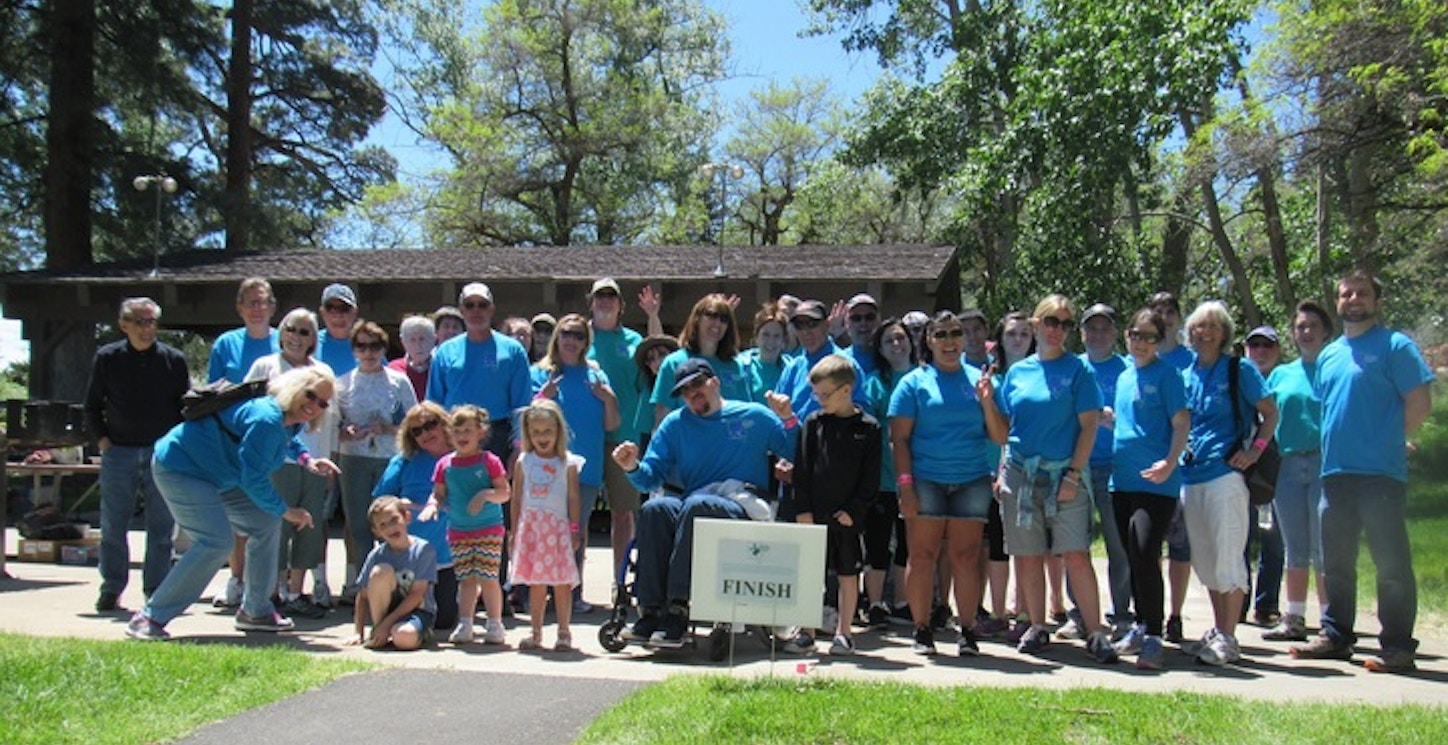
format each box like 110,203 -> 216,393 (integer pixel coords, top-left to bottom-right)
519,634 -> 543,650
554,632 -> 574,652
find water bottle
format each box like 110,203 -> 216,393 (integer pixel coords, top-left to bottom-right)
1257,504 -> 1274,531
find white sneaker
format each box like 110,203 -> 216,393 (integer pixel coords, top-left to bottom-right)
448,621 -> 475,644
1055,617 -> 1084,640
1197,631 -> 1241,666
483,619 -> 506,644
213,576 -> 243,608
829,634 -> 855,655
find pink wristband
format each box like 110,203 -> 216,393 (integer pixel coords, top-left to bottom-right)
1252,438 -> 1269,453
782,416 -> 799,429
897,474 -> 914,486
570,524 -> 580,533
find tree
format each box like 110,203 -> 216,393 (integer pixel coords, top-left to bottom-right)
380,0 -> 728,247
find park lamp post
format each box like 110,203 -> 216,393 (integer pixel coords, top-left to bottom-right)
699,162 -> 744,278
132,173 -> 177,278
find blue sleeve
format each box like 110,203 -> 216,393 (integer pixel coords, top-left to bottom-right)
1162,364 -> 1188,414
530,365 -> 549,396
887,374 -> 917,419
1239,358 -> 1268,406
509,350 -> 531,418
425,348 -> 447,405
285,432 -> 310,463
413,541 -> 439,584
625,414 -> 677,492
374,455 -> 404,498
1389,333 -> 1435,394
772,411 -> 797,462
232,405 -> 291,517
207,333 -> 230,383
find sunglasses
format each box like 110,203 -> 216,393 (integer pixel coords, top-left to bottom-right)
932,328 -> 965,340
558,329 -> 588,341
1247,339 -> 1277,349
1126,329 -> 1160,344
791,317 -> 823,330
353,341 -> 386,352
322,303 -> 352,314
848,312 -> 877,323
126,317 -> 158,327
283,326 -> 313,337
304,389 -> 330,409
700,310 -> 730,323
463,300 -> 491,310
408,419 -> 442,438
1040,316 -> 1076,331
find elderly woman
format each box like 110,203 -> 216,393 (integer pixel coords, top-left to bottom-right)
531,313 -> 621,612
1179,300 -> 1279,666
336,320 -> 419,603
389,314 -> 436,400
245,308 -> 337,619
373,401 -> 459,631
985,295 -> 1117,662
889,311 -> 1004,657
650,294 -> 753,425
126,367 -> 340,640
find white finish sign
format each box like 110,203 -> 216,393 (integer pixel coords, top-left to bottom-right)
689,518 -> 827,628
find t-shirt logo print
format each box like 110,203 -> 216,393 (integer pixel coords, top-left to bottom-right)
528,460 -> 558,500
727,418 -> 753,441
396,568 -> 416,595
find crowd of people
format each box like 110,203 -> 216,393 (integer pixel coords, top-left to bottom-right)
81,268 -> 1432,673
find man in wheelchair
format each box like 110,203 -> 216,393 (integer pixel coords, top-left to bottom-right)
610,358 -> 798,647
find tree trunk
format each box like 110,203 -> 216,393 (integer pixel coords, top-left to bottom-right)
1345,144 -> 1378,263
43,0 -> 96,271
1316,156 -> 1333,306
225,0 -> 253,254
1255,169 -> 1294,319
1158,190 -> 1192,297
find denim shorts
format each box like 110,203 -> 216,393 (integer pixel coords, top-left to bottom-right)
914,477 -> 993,521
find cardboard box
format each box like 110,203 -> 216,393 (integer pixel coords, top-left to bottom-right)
16,537 -> 100,564
60,542 -> 100,566
17,539 -> 60,563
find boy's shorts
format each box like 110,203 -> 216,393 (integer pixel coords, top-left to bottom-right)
825,522 -> 864,577
387,593 -> 436,644
448,525 -> 504,582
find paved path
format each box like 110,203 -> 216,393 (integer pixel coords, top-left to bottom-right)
3,527 -> 1445,716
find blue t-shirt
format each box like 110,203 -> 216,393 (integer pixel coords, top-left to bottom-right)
842,345 -> 878,378
1316,326 -> 1434,482
650,349 -> 754,410
626,400 -> 795,494
1182,355 -> 1267,485
355,536 -> 438,615
996,354 -> 1101,462
208,327 -> 279,383
154,397 -> 307,517
318,332 -> 358,377
1267,359 -> 1322,456
588,325 -> 643,441
1110,358 -> 1188,497
530,363 -> 611,487
426,333 -> 532,432
888,364 -> 995,483
773,344 -> 870,420
375,451 -> 453,566
1082,352 -> 1128,468
1159,344 -> 1194,371
433,450 -> 508,531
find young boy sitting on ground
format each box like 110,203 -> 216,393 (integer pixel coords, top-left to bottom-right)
348,496 -> 438,650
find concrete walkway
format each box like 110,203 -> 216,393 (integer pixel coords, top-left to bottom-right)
3,527 -> 1445,719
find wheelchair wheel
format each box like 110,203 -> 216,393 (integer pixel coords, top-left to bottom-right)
599,620 -> 628,653
707,625 -> 730,662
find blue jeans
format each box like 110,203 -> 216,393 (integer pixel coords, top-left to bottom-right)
1320,474 -> 1417,652
1274,452 -> 1323,571
1246,515 -> 1284,614
98,445 -> 173,597
634,491 -> 746,609
145,460 -> 283,625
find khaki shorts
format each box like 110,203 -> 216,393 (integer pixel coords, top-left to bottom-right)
602,448 -> 641,512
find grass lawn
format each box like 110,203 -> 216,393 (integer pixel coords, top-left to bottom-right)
579,676 -> 1448,745
0,633 -> 370,745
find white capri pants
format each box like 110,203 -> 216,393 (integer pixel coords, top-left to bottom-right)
1180,471 -> 1250,594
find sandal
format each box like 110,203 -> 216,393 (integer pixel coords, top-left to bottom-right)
519,634 -> 543,650
554,632 -> 574,652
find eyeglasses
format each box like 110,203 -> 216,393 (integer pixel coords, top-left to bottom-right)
1126,329 -> 1160,344
848,312 -> 877,323
700,310 -> 730,323
304,389 -> 330,409
322,303 -> 352,314
126,317 -> 158,327
463,300 -> 491,310
791,317 -> 823,330
353,341 -> 386,352
1247,339 -> 1277,349
558,329 -> 588,341
408,419 -> 442,438
242,299 -> 274,309
812,385 -> 842,402
931,328 -> 965,340
282,326 -> 313,337
1040,316 -> 1076,332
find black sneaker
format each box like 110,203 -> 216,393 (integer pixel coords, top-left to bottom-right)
95,592 -> 121,613
281,596 -> 327,619
912,625 -> 937,656
930,604 -> 953,630
651,611 -> 689,649
1165,615 -> 1184,644
866,603 -> 891,630
624,611 -> 660,642
958,628 -> 980,657
889,603 -> 914,627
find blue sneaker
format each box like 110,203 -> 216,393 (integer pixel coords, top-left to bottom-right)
1113,623 -> 1146,656
1086,629 -> 1119,664
1137,635 -> 1166,670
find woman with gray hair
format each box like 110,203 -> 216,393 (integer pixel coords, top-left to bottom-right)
126,366 -> 342,641
389,314 -> 436,400
1179,300 -> 1279,666
245,308 -> 336,618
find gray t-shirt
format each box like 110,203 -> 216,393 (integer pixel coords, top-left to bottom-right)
356,536 -> 438,616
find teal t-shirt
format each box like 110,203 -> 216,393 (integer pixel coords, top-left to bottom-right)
588,325 -> 642,441
996,354 -> 1101,461
650,349 -> 753,410
1267,359 -> 1321,455
1110,358 -> 1188,497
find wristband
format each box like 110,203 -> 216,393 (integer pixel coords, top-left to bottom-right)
1252,438 -> 1269,453
297,452 -> 312,466
896,473 -> 914,486
782,416 -> 799,429
570,523 -> 580,533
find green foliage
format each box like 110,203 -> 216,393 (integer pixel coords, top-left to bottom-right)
0,632 -> 369,745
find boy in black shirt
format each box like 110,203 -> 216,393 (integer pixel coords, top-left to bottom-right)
792,355 -> 882,655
